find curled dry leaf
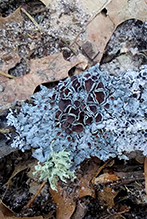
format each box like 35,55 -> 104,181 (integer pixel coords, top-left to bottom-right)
91,159 -> 114,185
98,186 -> 118,207
0,200 -> 43,219
50,185 -> 76,219
0,53 -> 88,109
78,160 -> 99,198
94,173 -> 120,185
39,0 -> 52,7
73,0 -> 147,62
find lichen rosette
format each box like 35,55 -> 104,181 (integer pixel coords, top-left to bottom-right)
7,64 -> 147,169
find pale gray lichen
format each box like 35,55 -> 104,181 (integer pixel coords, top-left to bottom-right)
7,64 -> 147,170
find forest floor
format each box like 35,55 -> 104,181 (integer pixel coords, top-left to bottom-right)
0,0 -> 147,218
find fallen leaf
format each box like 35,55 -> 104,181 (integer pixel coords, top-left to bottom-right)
0,53 -> 88,109
27,160 -> 41,181
0,213 -> 43,219
78,160 -> 99,198
70,53 -> 89,72
0,200 -> 15,217
105,214 -> 126,219
98,186 -> 118,207
91,159 -> 114,184
71,199 -> 88,219
80,0 -> 111,14
50,185 -> 76,219
0,7 -> 23,30
72,0 -> 147,62
28,181 -> 41,195
0,7 -> 22,102
1,48 -> 21,74
136,155 -> 144,164
106,0 -> 147,24
0,7 -> 23,70
39,0 -> 51,7
94,173 -> 120,185
0,200 -> 43,219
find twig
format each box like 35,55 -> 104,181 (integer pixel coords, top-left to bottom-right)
31,8 -> 47,15
58,36 -> 77,55
21,7 -> 42,31
24,181 -> 46,209
0,70 -> 16,79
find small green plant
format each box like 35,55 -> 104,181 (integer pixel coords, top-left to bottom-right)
33,141 -> 76,191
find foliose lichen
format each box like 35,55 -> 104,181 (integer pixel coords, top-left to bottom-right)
7,64 -> 147,170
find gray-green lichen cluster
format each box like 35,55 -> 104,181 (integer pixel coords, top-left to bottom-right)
33,141 -> 76,191
7,64 -> 147,171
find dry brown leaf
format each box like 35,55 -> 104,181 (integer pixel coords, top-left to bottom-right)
135,156 -> 144,164
78,160 -> 99,198
50,185 -> 76,219
0,7 -> 22,99
105,214 -> 126,219
73,0 -> 147,62
94,173 -> 120,185
0,7 -> 23,30
71,198 -> 89,219
91,159 -> 113,185
98,186 -> 118,207
106,0 -> 147,24
1,48 -> 21,74
0,53 -> 87,109
0,200 -> 15,217
80,0 -> 111,13
0,213 -> 43,219
0,200 -> 43,219
28,181 -> 42,195
0,7 -> 23,69
39,0 -> 51,7
101,204 -> 129,219
27,160 -> 41,181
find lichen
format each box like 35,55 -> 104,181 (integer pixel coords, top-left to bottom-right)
33,141 -> 76,191
7,64 -> 147,171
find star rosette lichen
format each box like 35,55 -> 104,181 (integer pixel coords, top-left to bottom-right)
7,64 -> 147,170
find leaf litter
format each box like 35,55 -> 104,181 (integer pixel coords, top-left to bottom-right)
0,0 -> 147,218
